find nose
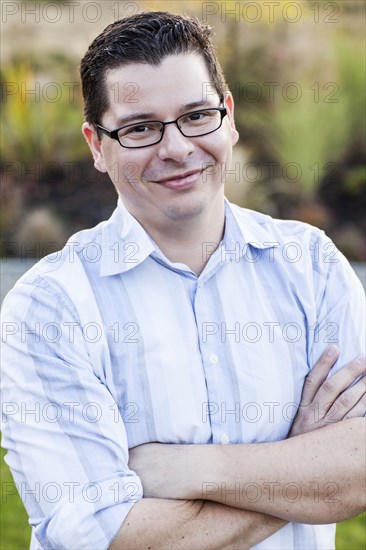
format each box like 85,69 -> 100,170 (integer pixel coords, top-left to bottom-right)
156,123 -> 194,163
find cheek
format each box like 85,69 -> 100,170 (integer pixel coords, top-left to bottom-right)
121,161 -> 144,187
203,124 -> 235,160
103,152 -> 146,190
210,134 -> 233,165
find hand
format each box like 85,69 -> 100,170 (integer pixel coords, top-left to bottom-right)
289,346 -> 366,437
129,442 -> 187,499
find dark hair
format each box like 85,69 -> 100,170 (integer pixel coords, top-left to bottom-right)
79,11 -> 227,127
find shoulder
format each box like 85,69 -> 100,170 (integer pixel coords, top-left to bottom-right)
230,203 -> 324,242
1,220 -> 108,312
228,203 -> 330,263
228,202 -> 361,289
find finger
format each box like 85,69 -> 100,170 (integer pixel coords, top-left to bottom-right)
323,392 -> 366,424
343,393 -> 366,420
314,356 -> 366,414
323,375 -> 366,422
300,345 -> 340,406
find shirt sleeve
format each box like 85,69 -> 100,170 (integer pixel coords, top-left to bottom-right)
1,277 -> 143,550
309,230 -> 365,374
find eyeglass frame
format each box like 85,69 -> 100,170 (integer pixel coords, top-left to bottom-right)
94,106 -> 228,149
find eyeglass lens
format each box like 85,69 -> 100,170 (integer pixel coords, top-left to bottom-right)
118,108 -> 223,147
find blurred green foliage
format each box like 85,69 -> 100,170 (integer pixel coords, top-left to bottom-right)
222,15 -> 365,199
1,0 -> 365,258
0,54 -> 116,257
218,5 -> 365,258
0,55 -> 87,165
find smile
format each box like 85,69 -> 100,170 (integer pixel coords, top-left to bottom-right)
155,169 -> 204,190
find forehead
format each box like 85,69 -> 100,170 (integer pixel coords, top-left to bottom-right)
103,53 -> 218,122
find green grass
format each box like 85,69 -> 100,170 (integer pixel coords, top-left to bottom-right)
0,448 -> 31,549
336,512 -> 366,549
0,447 -> 365,549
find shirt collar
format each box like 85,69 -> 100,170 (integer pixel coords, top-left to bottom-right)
224,198 -> 280,253
100,198 -> 156,277
194,200 -> 280,281
100,198 -> 279,277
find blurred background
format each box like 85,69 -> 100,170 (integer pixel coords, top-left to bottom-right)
1,0 -> 365,264
1,0 -> 365,548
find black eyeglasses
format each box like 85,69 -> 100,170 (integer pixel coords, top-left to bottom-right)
95,107 -> 227,149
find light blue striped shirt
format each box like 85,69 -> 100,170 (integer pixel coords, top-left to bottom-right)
1,199 -> 365,549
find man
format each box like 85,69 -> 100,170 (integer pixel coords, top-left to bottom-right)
1,11 -> 365,550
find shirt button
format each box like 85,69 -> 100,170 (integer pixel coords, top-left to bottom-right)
209,353 -> 219,365
198,281 -> 204,288
220,434 -> 230,444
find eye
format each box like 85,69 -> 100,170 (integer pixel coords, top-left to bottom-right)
187,112 -> 206,122
127,124 -> 151,134
120,122 -> 162,138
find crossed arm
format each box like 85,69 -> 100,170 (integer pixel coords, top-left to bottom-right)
110,348 -> 366,549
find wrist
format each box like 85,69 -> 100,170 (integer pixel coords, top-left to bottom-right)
187,444 -> 224,499
166,444 -> 222,500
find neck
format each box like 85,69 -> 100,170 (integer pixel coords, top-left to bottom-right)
130,199 -> 225,276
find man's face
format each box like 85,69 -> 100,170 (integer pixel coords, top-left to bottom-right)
83,53 -> 239,230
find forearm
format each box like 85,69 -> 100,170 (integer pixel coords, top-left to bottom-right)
109,498 -> 286,550
133,418 -> 365,524
204,419 -> 366,523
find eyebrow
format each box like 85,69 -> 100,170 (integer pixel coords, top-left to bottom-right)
114,100 -> 215,127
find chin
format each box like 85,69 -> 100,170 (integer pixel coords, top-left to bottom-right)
163,198 -> 207,222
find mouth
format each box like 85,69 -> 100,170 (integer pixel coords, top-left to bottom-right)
154,169 -> 204,190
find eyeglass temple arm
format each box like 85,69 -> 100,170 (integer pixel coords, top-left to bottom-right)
95,124 -> 111,136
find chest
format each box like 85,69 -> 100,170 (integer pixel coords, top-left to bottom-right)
91,260 -> 315,447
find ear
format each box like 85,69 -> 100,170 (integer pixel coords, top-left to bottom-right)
82,122 -> 108,173
224,91 -> 239,146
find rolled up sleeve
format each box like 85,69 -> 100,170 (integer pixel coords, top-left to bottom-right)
1,278 -> 143,549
